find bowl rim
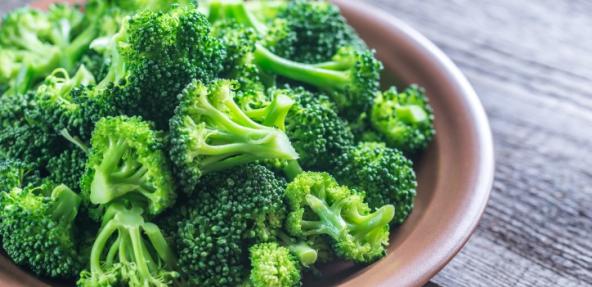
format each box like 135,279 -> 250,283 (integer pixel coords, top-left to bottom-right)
332,0 -> 495,286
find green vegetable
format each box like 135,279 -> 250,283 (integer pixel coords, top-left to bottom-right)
248,242 -> 301,287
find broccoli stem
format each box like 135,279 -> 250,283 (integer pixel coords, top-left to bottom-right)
302,194 -> 347,239
277,232 -> 317,267
49,184 -> 81,224
282,160 -> 303,181
347,205 -> 395,236
253,44 -> 350,89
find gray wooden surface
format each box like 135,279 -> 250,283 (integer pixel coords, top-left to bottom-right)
2,0 -> 592,286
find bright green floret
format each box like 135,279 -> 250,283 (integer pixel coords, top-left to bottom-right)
332,142 -> 417,224
370,85 -> 435,155
0,4 -> 98,95
168,79 -> 298,194
0,182 -> 82,278
248,242 -> 301,287
285,171 -> 394,263
254,45 -> 382,120
77,201 -> 178,287
0,160 -> 39,194
81,116 -> 175,215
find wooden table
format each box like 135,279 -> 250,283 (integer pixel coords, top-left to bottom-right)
1,0 -> 591,286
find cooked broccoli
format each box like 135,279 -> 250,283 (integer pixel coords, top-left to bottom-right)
77,201 -> 178,287
0,91 -> 35,130
168,80 -> 298,194
248,242 -> 301,287
0,121 -> 66,169
86,5 -> 225,128
0,182 -> 82,278
254,45 -> 382,120
0,4 -> 98,94
46,148 -> 88,193
332,142 -> 417,224
175,164 -> 288,286
370,85 -> 436,155
81,116 -> 175,216
285,171 -> 394,263
0,159 -> 39,193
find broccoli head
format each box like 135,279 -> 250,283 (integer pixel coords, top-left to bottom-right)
46,148 -> 88,193
254,45 -> 382,120
0,159 -> 39,194
77,201 -> 178,287
248,242 -> 301,287
168,80 -> 298,194
0,182 -> 82,278
175,164 -> 287,286
81,116 -> 175,216
285,172 -> 394,263
332,142 -> 417,224
370,85 -> 436,155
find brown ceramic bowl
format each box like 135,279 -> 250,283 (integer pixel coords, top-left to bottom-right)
1,0 -> 494,286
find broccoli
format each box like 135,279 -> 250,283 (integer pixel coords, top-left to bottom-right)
81,116 -> 175,216
248,242 -> 301,287
253,45 -> 382,120
87,5 -> 225,129
175,164 -> 288,286
0,182 -> 82,278
274,0 -> 366,63
0,121 -> 66,169
0,91 -> 35,130
285,171 -> 394,263
46,148 -> 88,193
168,80 -> 298,194
32,66 -> 116,142
0,4 -> 99,94
77,201 -> 178,287
370,85 -> 436,155
0,160 -> 39,193
332,142 -> 417,224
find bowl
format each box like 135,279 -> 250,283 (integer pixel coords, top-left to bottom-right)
0,0 -> 494,286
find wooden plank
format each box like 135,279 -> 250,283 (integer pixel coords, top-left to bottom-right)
2,1 -> 592,286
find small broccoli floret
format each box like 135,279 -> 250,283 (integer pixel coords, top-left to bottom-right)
86,6 -> 225,129
175,164 -> 287,286
46,148 -> 88,193
0,160 -> 39,193
370,85 -> 436,155
77,201 -> 178,287
253,45 -> 382,119
248,242 -> 301,287
33,66 -> 117,142
81,116 -> 175,216
332,142 -> 417,224
0,122 -> 65,169
0,91 -> 35,130
0,5 -> 98,93
274,0 -> 366,63
0,182 -> 82,278
168,80 -> 298,194
285,171 -> 394,263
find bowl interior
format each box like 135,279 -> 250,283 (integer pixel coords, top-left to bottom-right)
0,1 -> 493,286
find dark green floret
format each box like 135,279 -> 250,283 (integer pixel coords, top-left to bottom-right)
47,148 -> 88,193
175,164 -> 288,286
77,201 -> 178,287
0,160 -> 39,194
0,182 -> 82,278
168,80 -> 298,194
285,171 -> 394,263
332,142 -> 417,224
370,85 -> 435,155
81,116 -> 175,216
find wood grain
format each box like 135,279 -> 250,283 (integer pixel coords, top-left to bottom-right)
1,0 -> 591,286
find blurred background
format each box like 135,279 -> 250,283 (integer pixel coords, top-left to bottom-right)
1,0 -> 590,286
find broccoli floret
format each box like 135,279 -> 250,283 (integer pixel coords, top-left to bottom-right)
248,242 -> 301,287
0,182 -> 82,278
175,164 -> 287,286
332,142 -> 417,224
285,171 -> 394,263
90,5 -> 225,129
81,116 -> 175,216
46,148 -> 88,193
77,201 -> 178,287
32,66 -> 117,142
0,4 -> 99,94
370,85 -> 436,155
274,0 -> 366,63
0,122 -> 66,169
0,160 -> 40,193
254,45 -> 382,120
168,80 -> 298,194
0,91 -> 35,130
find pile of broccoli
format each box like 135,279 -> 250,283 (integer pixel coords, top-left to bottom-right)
0,0 -> 435,286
